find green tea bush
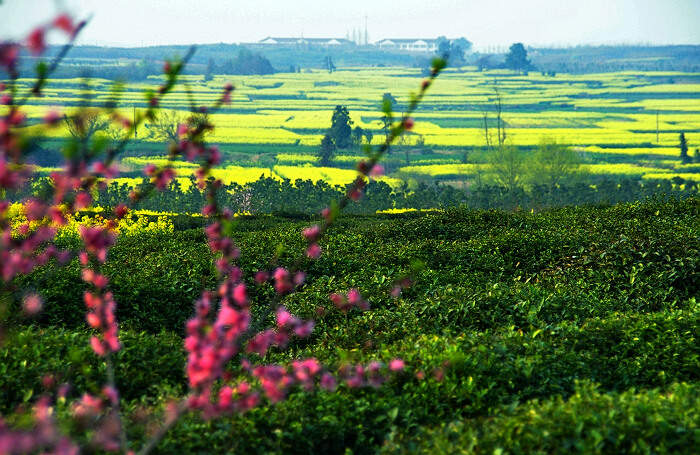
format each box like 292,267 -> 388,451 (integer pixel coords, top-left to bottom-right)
384,381 -> 700,454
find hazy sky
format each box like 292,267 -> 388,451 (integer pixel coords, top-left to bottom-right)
2,0 -> 699,50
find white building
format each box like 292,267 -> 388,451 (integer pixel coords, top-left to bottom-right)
375,39 -> 439,53
257,37 -> 353,46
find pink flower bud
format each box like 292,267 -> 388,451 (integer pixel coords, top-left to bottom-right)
302,224 -> 320,241
254,270 -> 269,284
53,14 -> 75,35
114,204 -> 128,219
91,336 -> 106,356
306,243 -> 321,259
320,373 -> 337,392
233,283 -> 248,306
403,118 -> 414,130
389,358 -> 405,372
369,164 -> 384,178
27,28 -> 46,55
321,207 -> 332,221
43,110 -> 62,125
22,293 -> 43,315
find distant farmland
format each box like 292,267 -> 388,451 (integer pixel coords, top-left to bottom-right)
7,67 -> 700,186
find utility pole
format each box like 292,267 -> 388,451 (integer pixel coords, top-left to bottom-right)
656,110 -> 659,143
364,14 -> 369,46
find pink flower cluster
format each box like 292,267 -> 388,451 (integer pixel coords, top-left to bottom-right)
0,9 -> 443,452
0,396 -> 79,455
83,288 -> 120,357
330,288 -> 370,313
26,14 -> 78,55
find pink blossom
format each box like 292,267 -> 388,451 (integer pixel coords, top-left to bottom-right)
321,207 -> 332,221
114,204 -> 129,219
369,164 -> 384,178
389,358 -> 405,372
293,320 -> 314,338
232,283 -> 248,306
320,373 -> 337,392
73,393 -> 103,419
86,313 -> 100,329
246,329 -> 274,356
302,224 -> 320,241
347,288 -> 362,305
43,110 -> 62,125
79,226 -> 116,263
306,243 -> 321,259
103,386 -> 119,405
293,271 -> 306,286
52,14 -> 75,35
0,44 -> 18,69
349,188 -> 362,201
273,267 -> 292,294
22,293 -> 43,315
90,336 -> 106,356
75,191 -> 91,209
27,27 -> 46,55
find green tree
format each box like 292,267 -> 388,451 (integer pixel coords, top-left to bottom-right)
62,108 -> 111,143
352,126 -> 365,147
145,110 -> 211,144
204,57 -> 215,82
505,43 -> 530,73
364,129 -> 374,146
530,136 -> 582,186
329,105 -> 353,149
318,133 -> 336,166
231,48 -> 275,75
436,36 -> 471,66
680,132 -> 690,164
490,144 -> 525,192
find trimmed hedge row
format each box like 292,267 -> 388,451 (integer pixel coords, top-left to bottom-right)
2,305 -> 698,452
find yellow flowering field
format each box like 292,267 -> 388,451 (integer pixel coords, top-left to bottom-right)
6,67 -> 699,185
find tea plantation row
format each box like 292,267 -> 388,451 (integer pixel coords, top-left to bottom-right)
2,197 -> 699,453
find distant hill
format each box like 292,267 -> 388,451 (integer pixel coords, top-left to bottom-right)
6,43 -> 699,80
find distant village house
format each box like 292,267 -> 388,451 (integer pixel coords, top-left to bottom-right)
258,37 -> 354,46
375,39 -> 439,53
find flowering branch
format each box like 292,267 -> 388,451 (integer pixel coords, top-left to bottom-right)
0,10 -> 443,454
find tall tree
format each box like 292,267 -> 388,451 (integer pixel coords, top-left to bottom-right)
318,133 -> 336,166
505,43 -> 530,73
231,48 -> 275,75
530,136 -> 582,186
62,108 -> 111,143
363,129 -> 374,146
436,36 -> 471,67
204,57 -> 216,82
490,144 -> 525,192
352,126 -> 365,147
145,110 -> 211,144
680,132 -> 690,164
329,106 -> 353,149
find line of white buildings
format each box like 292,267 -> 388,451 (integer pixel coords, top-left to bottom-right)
255,37 -> 443,53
